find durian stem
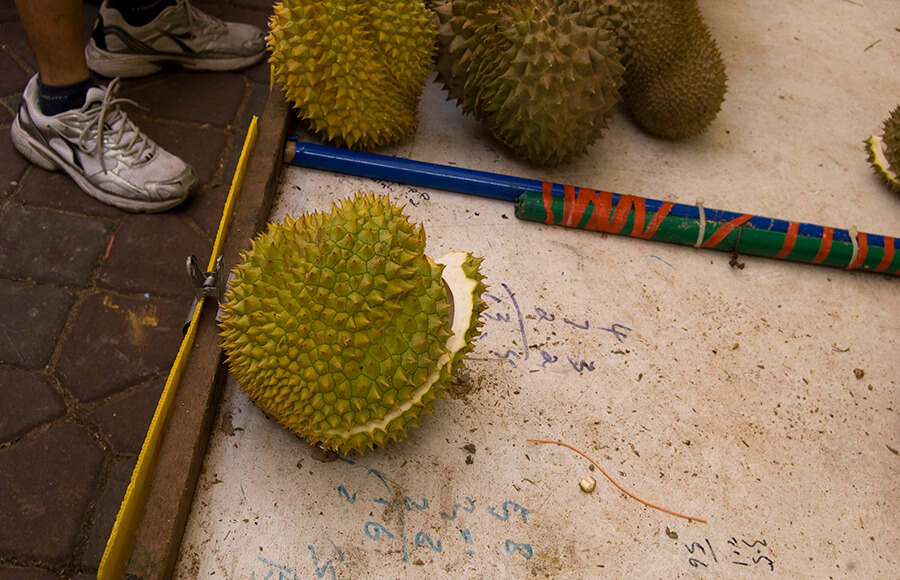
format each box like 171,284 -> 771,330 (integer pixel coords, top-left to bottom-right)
284,140 -> 900,276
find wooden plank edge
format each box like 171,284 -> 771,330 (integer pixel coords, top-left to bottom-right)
124,85 -> 291,579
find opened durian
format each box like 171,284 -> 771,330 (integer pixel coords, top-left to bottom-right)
267,0 -> 436,149
865,105 -> 900,194
600,0 -> 727,139
432,0 -> 625,166
219,192 -> 488,455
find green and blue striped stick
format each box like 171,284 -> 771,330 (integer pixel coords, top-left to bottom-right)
285,140 -> 899,276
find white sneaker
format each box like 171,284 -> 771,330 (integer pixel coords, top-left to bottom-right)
85,0 -> 267,78
11,75 -> 197,213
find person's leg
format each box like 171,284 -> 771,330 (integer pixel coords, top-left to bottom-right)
12,0 -> 101,116
13,0 -> 89,86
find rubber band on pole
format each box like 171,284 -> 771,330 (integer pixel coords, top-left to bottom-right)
848,227 -> 859,268
695,199 -> 706,248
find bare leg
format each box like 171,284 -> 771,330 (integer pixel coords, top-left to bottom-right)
13,0 -> 90,85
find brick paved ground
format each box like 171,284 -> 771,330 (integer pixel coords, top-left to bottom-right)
0,1 -> 275,577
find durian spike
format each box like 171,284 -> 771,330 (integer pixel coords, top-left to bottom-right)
285,140 -> 900,276
866,105 -> 900,194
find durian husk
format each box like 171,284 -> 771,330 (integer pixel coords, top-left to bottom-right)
219,192 -> 487,455
600,0 -> 727,139
865,105 -> 900,194
433,0 -> 625,166
267,0 -> 436,150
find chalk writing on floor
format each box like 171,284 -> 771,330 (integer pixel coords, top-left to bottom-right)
369,179 -> 433,208
482,282 -> 632,372
681,536 -> 775,572
347,467 -> 531,564
251,464 -> 532,579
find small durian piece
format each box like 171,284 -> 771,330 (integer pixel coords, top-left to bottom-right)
600,0 -> 727,139
433,0 -> 625,166
267,0 -> 436,150
865,105 -> 900,193
219,192 -> 488,455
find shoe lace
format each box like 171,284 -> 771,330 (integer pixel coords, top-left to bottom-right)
181,0 -> 227,37
78,78 -> 157,173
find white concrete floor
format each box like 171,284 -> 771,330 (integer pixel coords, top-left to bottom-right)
176,1 -> 899,577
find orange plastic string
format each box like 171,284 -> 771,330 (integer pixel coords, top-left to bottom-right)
527,438 -> 707,523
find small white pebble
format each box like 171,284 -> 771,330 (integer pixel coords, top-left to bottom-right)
579,476 -> 597,493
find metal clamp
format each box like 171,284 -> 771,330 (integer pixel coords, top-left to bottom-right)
186,255 -> 225,303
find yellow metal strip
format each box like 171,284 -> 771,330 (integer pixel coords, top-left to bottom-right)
211,117 -> 258,269
98,116 -> 259,579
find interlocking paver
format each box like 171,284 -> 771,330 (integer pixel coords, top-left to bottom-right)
0,133 -> 28,200
0,0 -> 274,575
0,205 -> 112,287
0,567 -> 58,580
0,102 -> 12,126
0,280 -> 75,369
15,169 -> 125,218
185,182 -> 230,239
99,212 -> 212,299
91,376 -> 166,454
80,457 -> 138,570
0,2 -> 20,21
0,424 -> 105,564
0,49 -> 28,96
121,72 -> 247,128
55,292 -> 186,403
0,368 -> 66,444
0,21 -> 35,73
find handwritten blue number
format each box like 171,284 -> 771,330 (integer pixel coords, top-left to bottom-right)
567,356 -> 595,372
337,485 -> 356,504
306,547 -> 336,580
364,522 -> 395,541
487,501 -> 529,523
414,531 -> 443,552
440,497 -> 476,520
492,349 -> 520,367
534,308 -> 555,322
504,539 -> 533,559
403,497 -> 429,511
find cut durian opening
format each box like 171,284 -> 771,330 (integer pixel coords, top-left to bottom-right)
321,251 -> 477,440
436,252 -> 480,355
866,134 -> 900,186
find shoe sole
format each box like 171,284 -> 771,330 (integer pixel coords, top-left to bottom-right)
11,115 -> 195,213
85,41 -> 267,78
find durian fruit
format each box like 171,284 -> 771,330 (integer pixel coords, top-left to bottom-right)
267,0 -> 436,150
432,0 -> 625,166
600,0 -> 727,139
219,192 -> 488,455
865,105 -> 900,193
